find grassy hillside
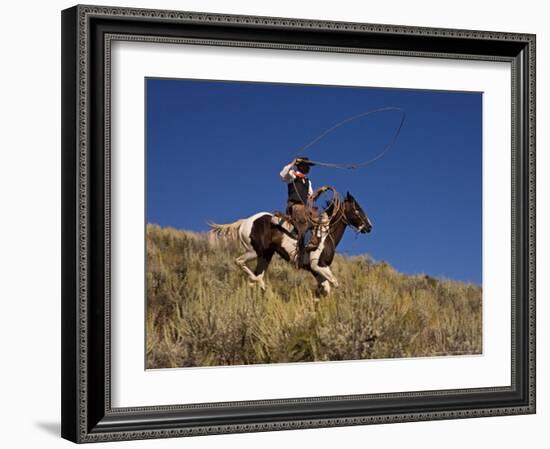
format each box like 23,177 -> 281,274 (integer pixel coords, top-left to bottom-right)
146,224 -> 482,369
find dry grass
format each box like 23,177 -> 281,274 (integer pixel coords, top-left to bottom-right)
146,224 -> 482,368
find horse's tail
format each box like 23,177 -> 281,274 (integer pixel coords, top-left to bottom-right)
207,219 -> 245,240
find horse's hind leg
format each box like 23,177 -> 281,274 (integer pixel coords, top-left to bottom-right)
235,251 -> 258,283
253,251 -> 274,291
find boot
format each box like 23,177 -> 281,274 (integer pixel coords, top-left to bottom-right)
305,228 -> 320,252
295,235 -> 306,268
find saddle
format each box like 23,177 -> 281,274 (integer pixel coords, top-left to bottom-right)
271,212 -> 299,239
272,210 -> 331,268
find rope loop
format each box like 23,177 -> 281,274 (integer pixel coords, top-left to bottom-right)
305,186 -> 342,227
295,107 -> 406,170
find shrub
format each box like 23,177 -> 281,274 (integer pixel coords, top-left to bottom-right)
146,224 -> 482,368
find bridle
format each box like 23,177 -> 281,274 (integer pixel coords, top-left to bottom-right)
340,201 -> 371,234
310,192 -> 370,237
302,187 -> 370,247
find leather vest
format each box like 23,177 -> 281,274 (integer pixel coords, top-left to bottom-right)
287,177 -> 310,205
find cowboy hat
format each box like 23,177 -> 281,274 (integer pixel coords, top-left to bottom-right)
295,156 -> 315,167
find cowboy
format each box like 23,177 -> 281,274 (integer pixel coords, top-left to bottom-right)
279,157 -> 322,255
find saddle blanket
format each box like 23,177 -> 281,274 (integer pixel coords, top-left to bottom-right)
271,213 -> 297,238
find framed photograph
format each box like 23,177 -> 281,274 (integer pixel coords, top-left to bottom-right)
61,4 -> 536,443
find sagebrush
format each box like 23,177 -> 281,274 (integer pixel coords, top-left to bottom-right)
146,224 -> 482,368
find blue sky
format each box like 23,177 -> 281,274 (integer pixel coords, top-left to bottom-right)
146,78 -> 482,285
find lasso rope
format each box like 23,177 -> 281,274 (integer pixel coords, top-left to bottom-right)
305,186 -> 342,227
295,107 -> 406,170
305,187 -> 362,252
289,107 -> 405,236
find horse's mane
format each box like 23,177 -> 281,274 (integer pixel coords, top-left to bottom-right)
324,196 -> 346,218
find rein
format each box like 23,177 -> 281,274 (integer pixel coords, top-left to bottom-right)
285,186 -> 367,250
305,186 -> 343,227
304,188 -> 366,248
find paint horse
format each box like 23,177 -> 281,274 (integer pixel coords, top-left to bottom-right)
209,192 -> 372,299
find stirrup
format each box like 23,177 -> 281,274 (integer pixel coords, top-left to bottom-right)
305,239 -> 318,251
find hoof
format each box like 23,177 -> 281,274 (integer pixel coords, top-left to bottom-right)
248,279 -> 266,291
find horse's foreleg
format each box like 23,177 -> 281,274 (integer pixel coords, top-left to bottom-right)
312,273 -> 331,301
310,257 -> 339,288
320,279 -> 331,295
329,271 -> 339,288
235,251 -> 258,283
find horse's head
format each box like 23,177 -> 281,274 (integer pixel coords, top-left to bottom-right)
343,192 -> 372,234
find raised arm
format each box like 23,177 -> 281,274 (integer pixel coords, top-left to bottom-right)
310,185 -> 329,201
280,159 -> 297,182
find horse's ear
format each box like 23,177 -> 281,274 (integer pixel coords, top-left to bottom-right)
346,191 -> 351,200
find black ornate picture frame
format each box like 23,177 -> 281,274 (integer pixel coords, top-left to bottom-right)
61,4 -> 536,443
